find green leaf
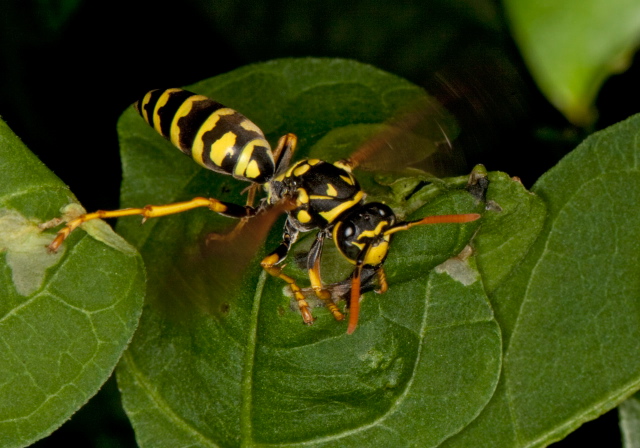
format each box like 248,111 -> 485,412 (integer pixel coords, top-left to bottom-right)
475,171 -> 547,295
504,0 -> 640,124
620,392 -> 640,448
0,119 -> 145,447
441,113 -> 640,447
115,59 -> 502,446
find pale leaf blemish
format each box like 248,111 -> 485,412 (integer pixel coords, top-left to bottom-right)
435,247 -> 479,286
81,219 -> 137,255
0,208 -> 64,296
55,203 -> 137,255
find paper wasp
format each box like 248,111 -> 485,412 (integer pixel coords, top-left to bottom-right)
47,88 -> 482,333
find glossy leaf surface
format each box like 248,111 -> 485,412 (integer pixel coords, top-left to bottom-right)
442,113 -> 640,447
115,59 -> 502,447
0,119 -> 145,447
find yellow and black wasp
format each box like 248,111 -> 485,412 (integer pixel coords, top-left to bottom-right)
48,88 -> 482,334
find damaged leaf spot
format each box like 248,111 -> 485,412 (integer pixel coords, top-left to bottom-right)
0,208 -> 64,296
435,247 -> 479,286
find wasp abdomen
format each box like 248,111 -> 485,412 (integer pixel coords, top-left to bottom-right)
135,88 -> 275,183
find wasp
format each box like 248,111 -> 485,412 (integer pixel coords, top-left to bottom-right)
47,88 -> 481,334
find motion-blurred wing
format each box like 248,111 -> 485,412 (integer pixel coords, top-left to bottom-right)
155,199 -> 294,322
344,96 -> 466,177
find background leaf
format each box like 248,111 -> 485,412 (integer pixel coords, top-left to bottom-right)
504,0 -> 640,125
620,393 -> 640,448
441,113 -> 640,447
115,59 -> 502,447
0,119 -> 145,447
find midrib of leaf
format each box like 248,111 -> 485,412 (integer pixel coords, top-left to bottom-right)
120,351 -> 219,448
240,270 -> 268,447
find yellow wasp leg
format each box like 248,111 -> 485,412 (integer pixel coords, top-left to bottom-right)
272,133 -> 297,175
48,197 -> 252,252
261,255 -> 314,324
308,257 -> 344,321
375,267 -> 388,294
261,219 -> 318,324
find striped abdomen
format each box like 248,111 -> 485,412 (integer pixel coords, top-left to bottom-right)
135,88 -> 275,183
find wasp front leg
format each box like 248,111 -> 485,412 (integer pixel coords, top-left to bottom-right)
260,220 -> 316,324
48,197 -> 254,252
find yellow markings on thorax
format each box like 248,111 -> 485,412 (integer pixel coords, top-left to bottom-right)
308,184 -> 342,201
340,175 -> 355,185
293,162 -> 311,177
296,210 -> 312,224
283,160 -> 307,179
318,190 -> 365,224
296,188 -> 309,205
333,160 -> 352,172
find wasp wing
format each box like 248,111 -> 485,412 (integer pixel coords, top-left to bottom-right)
155,199 -> 294,322
343,96 -> 466,177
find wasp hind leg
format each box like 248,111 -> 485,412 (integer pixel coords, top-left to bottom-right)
48,197 -> 254,252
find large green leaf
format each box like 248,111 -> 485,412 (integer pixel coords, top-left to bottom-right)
115,59 -> 502,446
504,0 -> 640,124
442,113 -> 640,446
0,119 -> 145,447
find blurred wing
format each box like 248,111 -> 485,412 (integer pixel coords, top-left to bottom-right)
155,199 -> 294,322
344,96 -> 467,177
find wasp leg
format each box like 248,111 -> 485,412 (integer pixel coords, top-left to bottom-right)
307,231 -> 344,321
260,219 -> 315,324
272,133 -> 297,176
262,264 -> 314,324
374,267 -> 388,294
48,197 -> 254,252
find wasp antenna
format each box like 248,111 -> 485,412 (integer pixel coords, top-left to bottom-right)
384,213 -> 481,236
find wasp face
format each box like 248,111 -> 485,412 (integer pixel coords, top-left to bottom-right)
333,203 -> 396,267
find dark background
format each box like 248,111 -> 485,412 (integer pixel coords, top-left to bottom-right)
1,0 -> 636,446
